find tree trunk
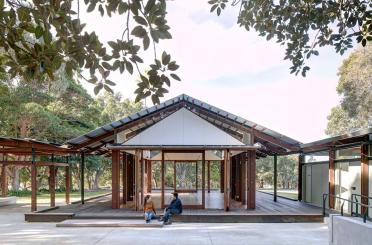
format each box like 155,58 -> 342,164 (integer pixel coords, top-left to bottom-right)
93,171 -> 102,190
11,167 -> 21,191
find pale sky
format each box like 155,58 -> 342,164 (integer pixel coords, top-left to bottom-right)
79,0 -> 352,144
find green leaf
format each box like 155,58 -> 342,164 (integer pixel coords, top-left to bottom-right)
217,7 -> 221,16
118,2 -> 128,14
87,2 -> 97,12
102,62 -> 111,70
167,62 -> 179,71
134,16 -> 148,26
103,84 -> 114,93
170,73 -> 181,81
94,83 -> 103,95
162,52 -> 171,65
145,0 -> 156,13
143,35 -> 150,50
105,80 -> 116,86
131,26 -> 147,38
125,61 -> 133,74
98,5 -> 104,16
151,94 -> 160,104
35,26 -> 43,39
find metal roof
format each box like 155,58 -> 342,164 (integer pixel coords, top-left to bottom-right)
300,128 -> 372,153
66,94 -> 302,155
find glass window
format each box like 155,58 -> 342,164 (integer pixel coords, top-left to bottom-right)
335,146 -> 360,160
304,151 -> 329,163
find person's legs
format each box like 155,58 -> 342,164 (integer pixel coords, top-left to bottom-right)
145,211 -> 151,222
163,208 -> 180,224
163,209 -> 172,222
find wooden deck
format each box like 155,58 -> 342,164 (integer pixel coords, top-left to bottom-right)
25,191 -> 323,223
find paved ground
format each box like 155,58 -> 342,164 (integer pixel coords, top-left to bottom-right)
0,205 -> 329,245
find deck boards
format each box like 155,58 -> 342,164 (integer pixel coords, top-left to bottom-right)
47,191 -> 322,217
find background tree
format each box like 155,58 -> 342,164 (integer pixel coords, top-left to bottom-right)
326,44 -> 371,136
0,70 -> 142,192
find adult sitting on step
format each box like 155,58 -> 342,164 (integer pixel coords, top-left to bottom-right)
160,192 -> 182,225
143,195 -> 156,223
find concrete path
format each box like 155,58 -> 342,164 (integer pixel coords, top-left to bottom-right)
0,205 -> 329,245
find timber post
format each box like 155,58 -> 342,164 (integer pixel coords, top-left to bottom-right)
31,148 -> 37,212
80,152 -> 85,204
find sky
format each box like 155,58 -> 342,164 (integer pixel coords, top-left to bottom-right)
79,0 -> 352,144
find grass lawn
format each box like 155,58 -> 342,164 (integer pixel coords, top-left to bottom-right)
259,189 -> 298,200
12,190 -> 110,204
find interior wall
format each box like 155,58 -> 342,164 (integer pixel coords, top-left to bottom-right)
303,163 -> 329,207
335,160 -> 361,214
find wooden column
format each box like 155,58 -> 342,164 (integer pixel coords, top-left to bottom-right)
220,160 -> 224,193
127,155 -> 134,201
140,150 -> 144,207
247,150 -> 256,209
173,161 -> 177,191
1,164 -> 7,197
122,152 -> 127,205
147,160 -> 152,193
49,165 -> 56,207
65,165 -> 70,204
111,149 -> 120,209
361,144 -> 369,214
273,154 -> 277,202
202,151 -> 205,209
195,161 -> 198,190
329,148 -> 335,209
241,153 -> 247,205
80,152 -> 85,204
223,149 -> 230,211
31,148 -> 37,212
161,150 -> 165,209
298,154 -> 304,201
207,160 -> 211,193
134,149 -> 141,211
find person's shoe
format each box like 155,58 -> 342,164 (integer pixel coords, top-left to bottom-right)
146,219 -> 150,224
163,220 -> 172,225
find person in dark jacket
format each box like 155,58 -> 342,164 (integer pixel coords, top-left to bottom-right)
161,192 -> 182,225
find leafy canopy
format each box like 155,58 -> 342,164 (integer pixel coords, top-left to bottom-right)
0,0 -> 180,104
326,44 -> 371,136
1,0 -> 371,104
209,0 -> 372,76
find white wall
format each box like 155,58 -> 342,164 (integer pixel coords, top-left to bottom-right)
329,214 -> 372,245
335,161 -> 361,214
303,163 -> 329,207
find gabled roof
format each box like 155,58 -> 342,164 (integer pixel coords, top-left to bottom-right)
123,108 -> 245,146
66,94 -> 302,155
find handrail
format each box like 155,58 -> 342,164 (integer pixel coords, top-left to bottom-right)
322,193 -> 371,223
351,193 -> 372,216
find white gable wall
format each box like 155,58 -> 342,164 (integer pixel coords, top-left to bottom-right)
124,108 -> 244,146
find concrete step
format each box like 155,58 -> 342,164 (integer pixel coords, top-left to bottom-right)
74,213 -> 324,223
56,219 -> 163,228
25,213 -> 75,222
0,197 -> 16,206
